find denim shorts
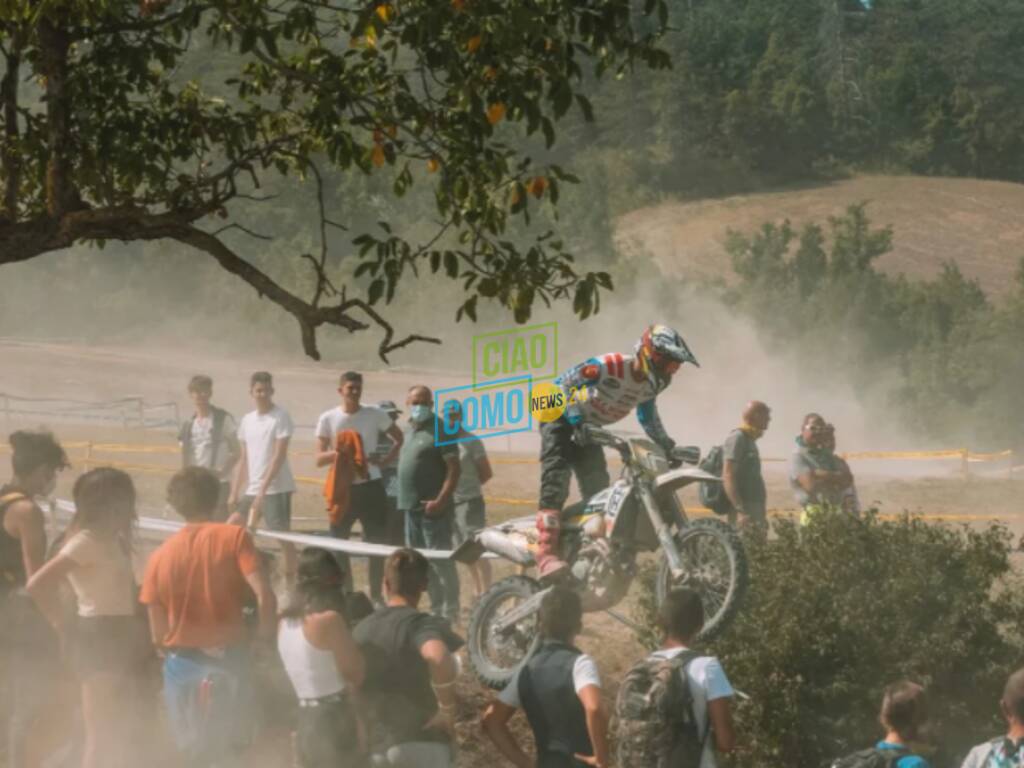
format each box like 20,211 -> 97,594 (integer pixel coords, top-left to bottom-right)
163,647 -> 252,764
238,492 -> 292,531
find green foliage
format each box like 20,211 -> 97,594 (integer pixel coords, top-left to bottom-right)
636,512 -> 1024,768
719,203 -> 1024,446
0,0 -> 673,357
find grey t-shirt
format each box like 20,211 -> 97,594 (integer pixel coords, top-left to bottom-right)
454,436 -> 487,503
789,445 -> 839,508
722,429 -> 766,518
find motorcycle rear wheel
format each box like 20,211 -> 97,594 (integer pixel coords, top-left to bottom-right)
656,517 -> 748,641
467,575 -> 542,690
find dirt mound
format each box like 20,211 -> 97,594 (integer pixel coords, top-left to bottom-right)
615,174 -> 1024,298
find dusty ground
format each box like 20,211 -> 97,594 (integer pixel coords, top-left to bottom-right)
3,339 -> 1024,767
615,174 -> 1024,299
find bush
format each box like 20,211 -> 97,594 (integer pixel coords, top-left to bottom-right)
635,511 -> 1024,768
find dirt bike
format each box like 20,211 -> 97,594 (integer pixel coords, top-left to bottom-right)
455,423 -> 749,689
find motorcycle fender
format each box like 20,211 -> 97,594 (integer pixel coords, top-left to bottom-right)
654,466 -> 721,495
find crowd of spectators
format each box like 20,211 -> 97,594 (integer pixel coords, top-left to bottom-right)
0,372 -> 1009,768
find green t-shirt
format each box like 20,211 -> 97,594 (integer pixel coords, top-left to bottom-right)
397,417 -> 459,511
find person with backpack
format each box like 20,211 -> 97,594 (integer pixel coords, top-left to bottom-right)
482,586 -> 609,768
720,401 -> 770,530
832,681 -> 931,768
960,668 -> 1024,768
615,587 -> 735,768
178,375 -> 240,522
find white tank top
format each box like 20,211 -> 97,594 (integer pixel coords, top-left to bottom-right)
277,617 -> 345,700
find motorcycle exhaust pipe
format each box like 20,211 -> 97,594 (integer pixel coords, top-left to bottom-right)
478,529 -> 535,566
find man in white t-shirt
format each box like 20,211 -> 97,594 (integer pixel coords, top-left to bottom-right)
483,587 -> 610,768
229,371 -> 297,582
315,371 -> 403,604
178,374 -> 240,521
635,588 -> 737,768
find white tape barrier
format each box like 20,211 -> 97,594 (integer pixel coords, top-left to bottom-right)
52,499 -> 494,561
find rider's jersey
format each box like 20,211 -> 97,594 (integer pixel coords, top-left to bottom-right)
556,352 -> 675,450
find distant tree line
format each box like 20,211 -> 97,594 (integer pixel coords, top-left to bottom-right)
722,204 -> 1024,448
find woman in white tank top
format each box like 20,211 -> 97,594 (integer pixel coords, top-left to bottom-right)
278,547 -> 366,767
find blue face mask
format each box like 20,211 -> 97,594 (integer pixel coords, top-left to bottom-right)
409,404 -> 433,423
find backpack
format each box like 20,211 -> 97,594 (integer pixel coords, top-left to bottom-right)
831,747 -> 912,768
615,650 -> 706,768
698,445 -> 731,515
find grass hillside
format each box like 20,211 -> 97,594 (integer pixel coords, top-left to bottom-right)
615,175 -> 1024,297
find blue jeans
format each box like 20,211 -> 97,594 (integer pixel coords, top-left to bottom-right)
163,647 -> 252,766
405,506 -> 460,622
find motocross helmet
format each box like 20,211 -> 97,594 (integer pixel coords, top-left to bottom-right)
635,324 -> 699,387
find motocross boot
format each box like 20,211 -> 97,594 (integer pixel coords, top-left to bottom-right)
535,510 -> 569,583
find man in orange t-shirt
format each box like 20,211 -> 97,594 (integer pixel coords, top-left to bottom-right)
140,466 -> 276,766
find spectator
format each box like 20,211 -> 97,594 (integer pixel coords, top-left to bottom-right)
615,588 -> 735,768
375,400 -> 405,547
823,423 -> 860,517
0,430 -> 69,768
961,667 -> 1024,768
721,401 -> 770,531
278,548 -> 366,768
230,370 -> 297,584
315,372 -> 402,605
397,386 -> 461,624
178,375 -> 240,522
27,468 -> 149,768
141,466 -> 277,767
789,413 -> 852,522
441,401 -> 494,599
354,548 -> 463,768
868,684 -> 933,765
482,586 -> 609,768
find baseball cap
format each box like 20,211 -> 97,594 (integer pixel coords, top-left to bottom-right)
377,400 -> 403,414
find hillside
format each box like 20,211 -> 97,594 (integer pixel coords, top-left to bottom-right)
614,175 -> 1024,298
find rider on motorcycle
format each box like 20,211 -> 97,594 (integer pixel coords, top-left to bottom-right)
535,324 -> 699,580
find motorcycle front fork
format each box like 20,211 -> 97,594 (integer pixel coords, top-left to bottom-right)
636,482 -> 685,579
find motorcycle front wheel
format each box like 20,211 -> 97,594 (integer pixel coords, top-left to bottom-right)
656,517 -> 748,641
466,575 -> 542,690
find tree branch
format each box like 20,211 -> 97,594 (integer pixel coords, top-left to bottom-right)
335,297 -> 442,362
176,225 -> 372,360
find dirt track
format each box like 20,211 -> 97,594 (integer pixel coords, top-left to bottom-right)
3,339 -> 1024,766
